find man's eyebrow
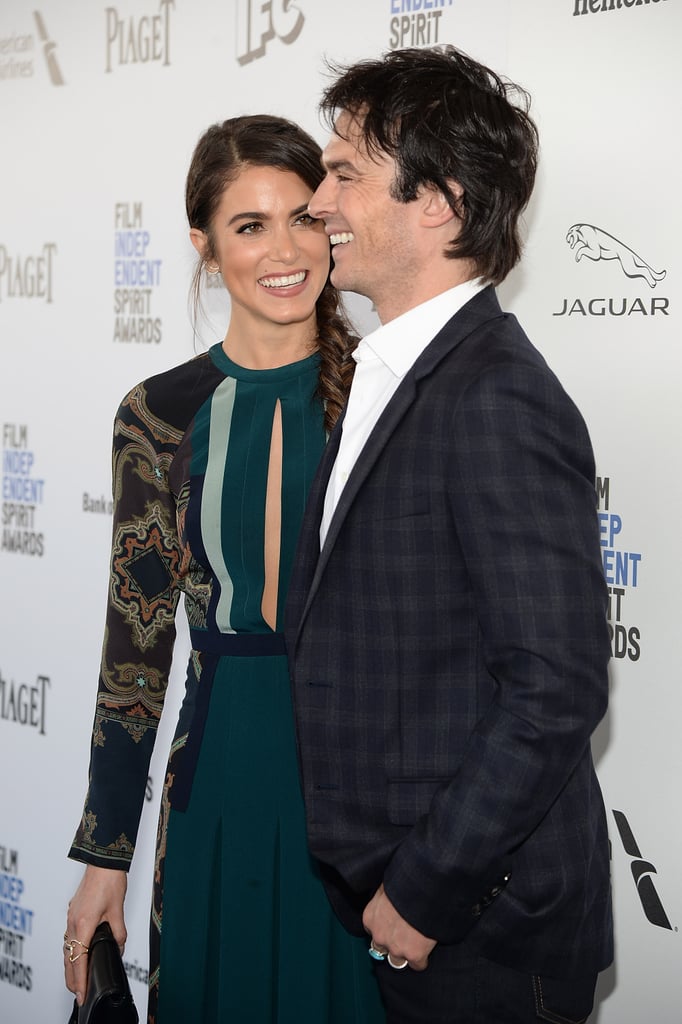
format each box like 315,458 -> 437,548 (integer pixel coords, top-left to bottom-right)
323,158 -> 359,174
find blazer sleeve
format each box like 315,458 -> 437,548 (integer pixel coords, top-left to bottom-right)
382,357 -> 610,941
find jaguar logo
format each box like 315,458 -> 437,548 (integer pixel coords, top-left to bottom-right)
566,224 -> 666,289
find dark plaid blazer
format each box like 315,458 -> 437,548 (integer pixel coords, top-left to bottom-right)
285,286 -> 613,978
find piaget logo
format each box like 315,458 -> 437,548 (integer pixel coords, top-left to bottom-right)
0,673 -> 50,735
235,0 -> 304,65
387,0 -> 453,50
105,0 -> 174,73
0,244 -> 56,303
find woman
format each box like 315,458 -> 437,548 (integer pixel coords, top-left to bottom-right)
64,115 -> 385,1023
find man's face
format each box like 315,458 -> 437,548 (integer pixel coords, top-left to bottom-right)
308,110 -> 422,323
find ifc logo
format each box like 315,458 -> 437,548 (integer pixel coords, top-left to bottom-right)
235,0 -> 304,65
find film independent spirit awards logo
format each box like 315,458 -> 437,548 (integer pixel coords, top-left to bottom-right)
554,223 -> 669,317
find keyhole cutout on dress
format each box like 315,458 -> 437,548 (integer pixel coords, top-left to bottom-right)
262,399 -> 283,630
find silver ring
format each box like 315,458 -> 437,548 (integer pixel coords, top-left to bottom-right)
368,943 -> 387,961
387,954 -> 409,970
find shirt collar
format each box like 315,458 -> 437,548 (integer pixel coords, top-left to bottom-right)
354,278 -> 486,378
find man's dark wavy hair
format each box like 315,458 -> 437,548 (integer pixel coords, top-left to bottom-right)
320,46 -> 539,285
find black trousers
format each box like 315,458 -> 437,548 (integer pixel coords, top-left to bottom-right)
375,942 -> 597,1024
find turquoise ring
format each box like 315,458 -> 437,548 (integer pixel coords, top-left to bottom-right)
368,943 -> 387,961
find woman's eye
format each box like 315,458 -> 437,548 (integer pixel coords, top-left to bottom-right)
237,221 -> 262,234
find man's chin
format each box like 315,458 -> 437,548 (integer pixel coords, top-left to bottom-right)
329,266 -> 347,291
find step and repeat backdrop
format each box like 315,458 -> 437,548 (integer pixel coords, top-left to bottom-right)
0,1 -> 679,1020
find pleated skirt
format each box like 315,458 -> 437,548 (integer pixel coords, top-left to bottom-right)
153,653 -> 385,1023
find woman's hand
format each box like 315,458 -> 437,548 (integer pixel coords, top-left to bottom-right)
64,865 -> 128,1006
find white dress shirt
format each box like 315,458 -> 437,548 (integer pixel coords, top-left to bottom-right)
320,278 -> 485,546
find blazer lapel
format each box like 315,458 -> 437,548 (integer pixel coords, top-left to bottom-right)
319,372 -> 417,566
297,286 -> 504,633
294,409 -> 343,587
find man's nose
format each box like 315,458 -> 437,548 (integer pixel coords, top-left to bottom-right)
308,177 -> 335,221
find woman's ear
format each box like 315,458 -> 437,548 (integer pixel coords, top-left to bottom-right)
189,227 -> 208,258
190,228 -> 220,274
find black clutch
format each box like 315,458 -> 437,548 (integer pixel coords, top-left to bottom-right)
67,921 -> 139,1024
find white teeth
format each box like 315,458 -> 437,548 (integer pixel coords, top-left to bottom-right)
330,232 -> 354,245
259,271 -> 306,288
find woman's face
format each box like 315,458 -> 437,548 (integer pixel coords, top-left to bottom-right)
195,164 -> 330,337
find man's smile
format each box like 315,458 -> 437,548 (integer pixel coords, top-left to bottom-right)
330,232 -> 355,246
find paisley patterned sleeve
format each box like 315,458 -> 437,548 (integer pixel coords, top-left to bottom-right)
69,381 -> 186,870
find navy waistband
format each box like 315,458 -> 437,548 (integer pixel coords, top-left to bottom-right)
189,629 -> 287,657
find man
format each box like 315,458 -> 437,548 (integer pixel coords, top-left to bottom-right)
285,46 -> 613,1023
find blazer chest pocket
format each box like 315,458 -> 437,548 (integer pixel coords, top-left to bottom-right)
387,777 -> 448,827
352,494 -> 430,524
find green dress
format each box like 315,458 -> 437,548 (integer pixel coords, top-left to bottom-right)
70,344 -> 384,1023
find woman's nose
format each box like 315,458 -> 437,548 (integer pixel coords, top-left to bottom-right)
271,227 -> 299,262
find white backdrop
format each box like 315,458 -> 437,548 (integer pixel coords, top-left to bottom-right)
1,1 -> 680,1020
